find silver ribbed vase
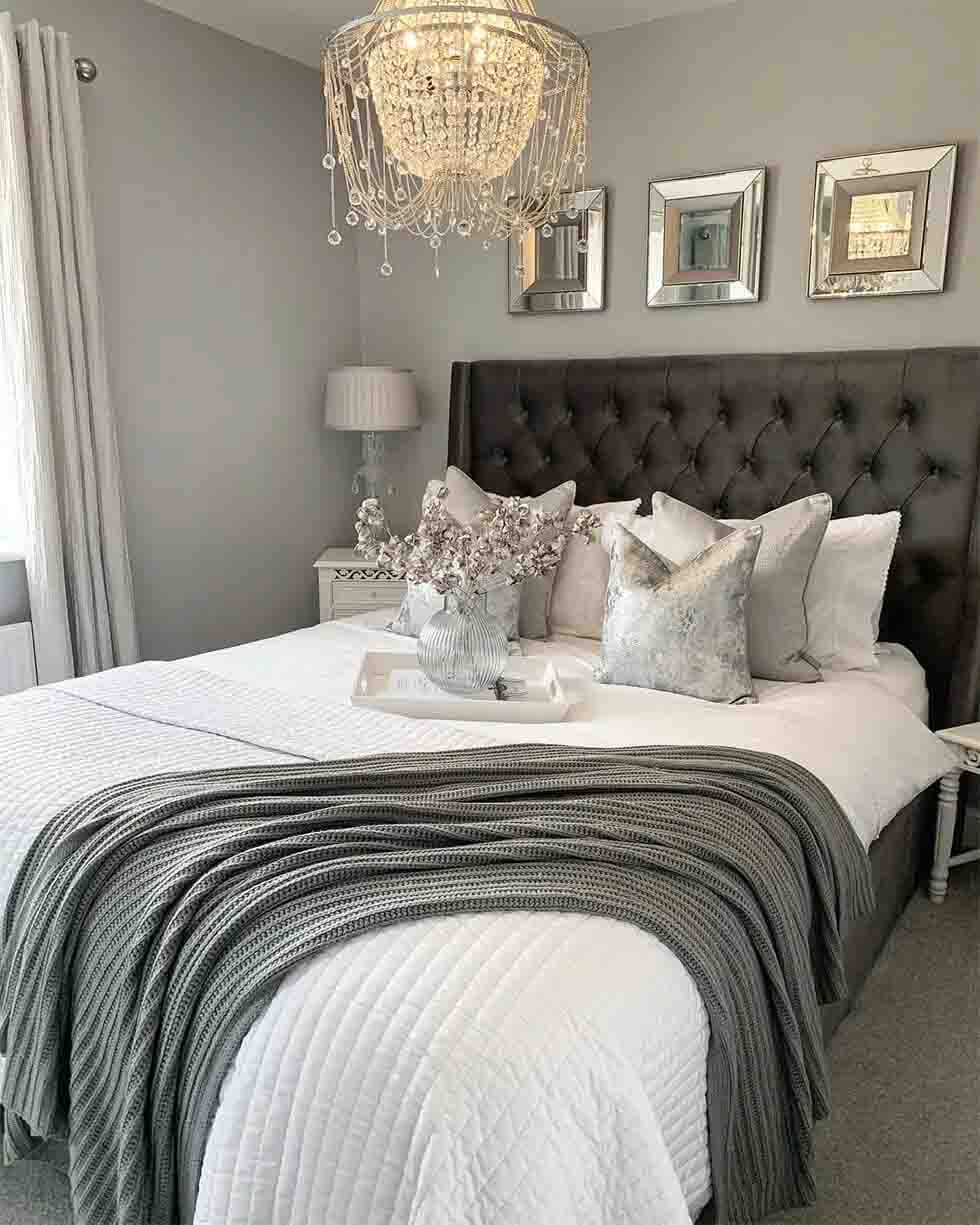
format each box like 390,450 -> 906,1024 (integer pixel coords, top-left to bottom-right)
417,593 -> 509,695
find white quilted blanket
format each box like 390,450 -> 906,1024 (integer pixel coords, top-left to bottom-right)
0,617 -> 954,1225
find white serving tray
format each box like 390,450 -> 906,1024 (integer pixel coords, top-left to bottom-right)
351,652 -> 573,723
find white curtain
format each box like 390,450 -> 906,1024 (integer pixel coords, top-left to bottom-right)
0,14 -> 138,681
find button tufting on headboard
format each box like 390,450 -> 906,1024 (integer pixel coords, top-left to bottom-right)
449,350 -> 980,728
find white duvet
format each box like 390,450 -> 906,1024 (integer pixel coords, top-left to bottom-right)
0,615 -> 954,1225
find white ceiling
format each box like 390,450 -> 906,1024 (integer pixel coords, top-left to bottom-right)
147,1 -> 738,69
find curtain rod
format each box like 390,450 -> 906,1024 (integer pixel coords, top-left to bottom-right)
74,57 -> 98,83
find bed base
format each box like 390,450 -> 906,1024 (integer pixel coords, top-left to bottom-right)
823,784 -> 934,1041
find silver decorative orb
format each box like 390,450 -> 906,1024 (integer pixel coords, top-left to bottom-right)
74,57 -> 98,83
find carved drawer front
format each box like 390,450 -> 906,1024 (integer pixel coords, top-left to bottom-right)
332,579 -> 405,611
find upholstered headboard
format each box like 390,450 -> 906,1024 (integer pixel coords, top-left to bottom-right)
448,349 -> 980,728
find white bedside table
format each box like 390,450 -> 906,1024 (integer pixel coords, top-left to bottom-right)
315,548 -> 407,622
930,722 -> 980,904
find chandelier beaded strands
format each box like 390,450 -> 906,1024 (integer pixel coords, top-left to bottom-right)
322,1 -> 591,278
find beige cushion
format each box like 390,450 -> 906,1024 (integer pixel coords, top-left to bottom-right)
647,492 -> 832,681
550,500 -> 642,639
426,467 -> 577,640
597,520 -> 762,704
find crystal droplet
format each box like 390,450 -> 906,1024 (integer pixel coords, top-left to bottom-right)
327,229 -> 343,246
380,261 -> 393,278
354,82 -> 369,100
349,190 -> 363,206
576,238 -> 589,253
482,240 -> 492,251
542,225 -> 554,238
457,220 -> 473,238
566,207 -> 580,220
364,218 -> 377,231
322,153 -> 336,171
430,235 -> 442,249
346,210 -> 360,226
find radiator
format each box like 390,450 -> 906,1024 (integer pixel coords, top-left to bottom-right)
0,622 -> 37,696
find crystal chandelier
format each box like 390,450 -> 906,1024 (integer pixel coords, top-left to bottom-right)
322,1 -> 591,277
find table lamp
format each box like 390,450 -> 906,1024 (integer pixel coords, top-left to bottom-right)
324,367 -> 420,519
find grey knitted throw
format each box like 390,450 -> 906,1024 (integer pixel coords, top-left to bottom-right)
0,743 -> 874,1225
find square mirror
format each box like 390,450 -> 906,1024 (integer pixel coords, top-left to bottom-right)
508,187 -> 607,314
678,204 -> 738,272
648,168 -> 765,308
809,145 -> 956,298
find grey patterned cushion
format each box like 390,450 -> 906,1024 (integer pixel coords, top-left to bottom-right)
646,492 -> 833,682
597,520 -> 762,704
412,467 -> 576,640
389,581 -> 522,641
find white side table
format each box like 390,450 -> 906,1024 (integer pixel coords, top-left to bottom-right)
930,722 -> 980,903
315,548 -> 407,622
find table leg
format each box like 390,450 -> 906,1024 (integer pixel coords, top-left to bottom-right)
930,768 -> 962,904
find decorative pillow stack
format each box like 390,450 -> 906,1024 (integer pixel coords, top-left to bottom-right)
644,491 -> 833,682
389,467 -> 577,641
597,520 -> 762,704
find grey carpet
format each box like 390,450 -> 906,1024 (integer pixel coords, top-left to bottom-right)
0,869 -> 975,1225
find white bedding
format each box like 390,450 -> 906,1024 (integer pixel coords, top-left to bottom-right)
194,612 -> 941,848
0,616 -> 953,1225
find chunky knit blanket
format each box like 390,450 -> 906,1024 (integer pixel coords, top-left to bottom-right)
0,743 -> 874,1225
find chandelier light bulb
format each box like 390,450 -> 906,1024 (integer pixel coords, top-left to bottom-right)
321,0 -> 591,275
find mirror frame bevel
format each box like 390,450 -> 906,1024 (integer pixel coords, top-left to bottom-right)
647,167 -> 766,308
508,187 -> 608,315
807,143 -> 957,300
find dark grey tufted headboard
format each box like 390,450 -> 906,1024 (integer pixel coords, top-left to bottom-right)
449,348 -> 980,729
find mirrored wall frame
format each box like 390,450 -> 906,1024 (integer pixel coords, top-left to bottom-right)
808,144 -> 957,300
508,188 -> 607,314
647,167 -> 766,308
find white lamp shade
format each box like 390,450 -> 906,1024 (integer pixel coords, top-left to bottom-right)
324,366 -> 420,432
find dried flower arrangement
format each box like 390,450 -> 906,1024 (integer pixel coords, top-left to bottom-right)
355,486 -> 600,603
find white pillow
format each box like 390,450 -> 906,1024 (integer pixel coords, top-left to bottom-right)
549,500 -> 641,639
804,512 -> 901,671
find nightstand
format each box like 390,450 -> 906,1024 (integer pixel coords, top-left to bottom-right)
315,548 -> 407,622
930,723 -> 980,903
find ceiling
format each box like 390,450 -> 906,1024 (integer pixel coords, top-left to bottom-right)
146,1 -> 738,69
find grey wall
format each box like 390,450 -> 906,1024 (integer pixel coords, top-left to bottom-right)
357,0 -> 980,531
0,556 -> 29,627
11,0 -> 362,659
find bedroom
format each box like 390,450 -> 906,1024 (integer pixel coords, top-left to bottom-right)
0,0 -> 977,1223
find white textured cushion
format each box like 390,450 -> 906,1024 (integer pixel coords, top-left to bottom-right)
550,500 -> 642,639
649,492 -> 832,682
389,581 -> 521,641
803,512 -> 901,671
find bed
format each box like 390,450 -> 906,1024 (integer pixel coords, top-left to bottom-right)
1,346 -> 978,1225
